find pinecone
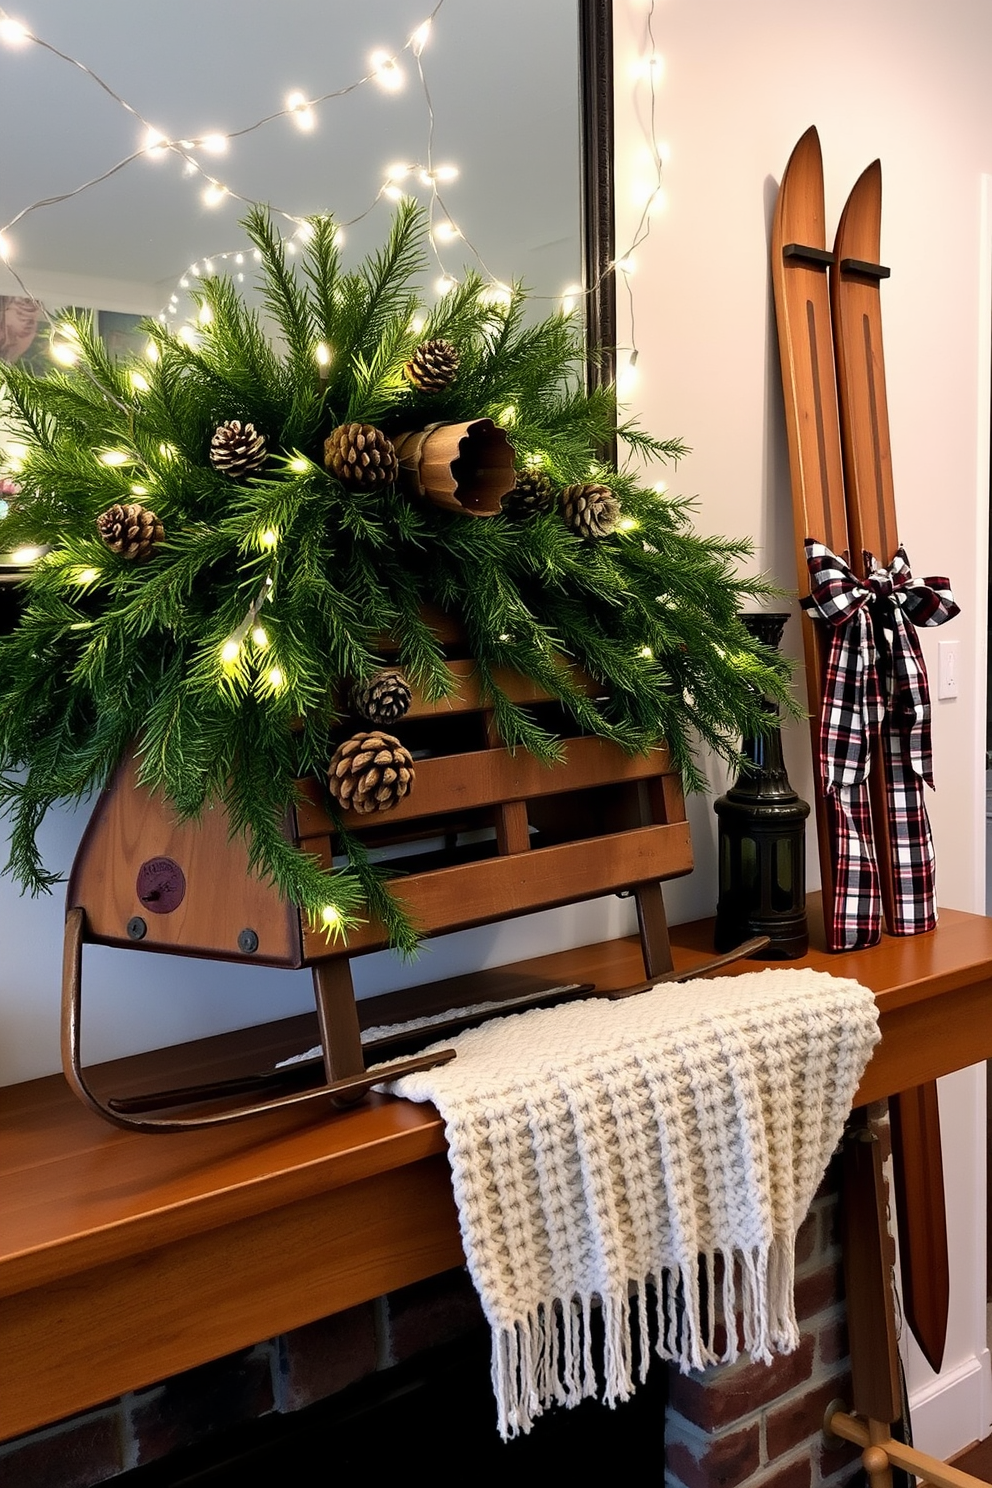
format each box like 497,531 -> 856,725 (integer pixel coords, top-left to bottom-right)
502,468 -> 554,519
324,423 -> 398,490
96,502 -> 164,561
209,420 -> 267,479
403,338 -> 460,394
327,731 -> 415,815
351,668 -> 412,726
560,482 -> 621,539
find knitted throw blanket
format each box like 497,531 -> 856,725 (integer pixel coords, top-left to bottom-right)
381,968 -> 879,1438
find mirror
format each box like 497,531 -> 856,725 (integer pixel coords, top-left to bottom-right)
0,0 -> 613,363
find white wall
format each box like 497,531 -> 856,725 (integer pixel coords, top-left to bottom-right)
612,0 -> 991,1456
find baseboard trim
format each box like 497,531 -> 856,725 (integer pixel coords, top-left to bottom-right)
909,1347 -> 992,1462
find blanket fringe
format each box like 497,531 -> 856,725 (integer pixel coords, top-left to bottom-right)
491,1240 -> 799,1439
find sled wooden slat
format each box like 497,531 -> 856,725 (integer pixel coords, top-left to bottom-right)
295,736 -> 677,837
301,822 -> 694,960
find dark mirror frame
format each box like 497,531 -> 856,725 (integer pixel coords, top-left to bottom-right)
579,0 -> 617,393
0,3 -> 617,626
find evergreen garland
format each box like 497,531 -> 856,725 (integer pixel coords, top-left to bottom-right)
0,201 -> 796,955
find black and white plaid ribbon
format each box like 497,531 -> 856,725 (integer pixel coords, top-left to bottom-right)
802,540 -> 959,950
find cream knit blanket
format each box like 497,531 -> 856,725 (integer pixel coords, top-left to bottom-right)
380,968 -> 879,1438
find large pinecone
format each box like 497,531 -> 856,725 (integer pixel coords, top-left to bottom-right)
351,668 -> 412,726
403,338 -> 460,394
96,502 -> 164,560
502,468 -> 554,519
327,731 -> 415,814
209,420 -> 267,479
324,423 -> 398,490
560,482 -> 621,539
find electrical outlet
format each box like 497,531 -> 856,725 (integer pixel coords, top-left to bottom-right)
937,639 -> 960,700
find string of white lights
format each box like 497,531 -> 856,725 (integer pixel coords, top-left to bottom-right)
0,2 -> 668,358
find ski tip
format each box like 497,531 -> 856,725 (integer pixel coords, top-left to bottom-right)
834,158 -> 883,259
785,126 -> 822,175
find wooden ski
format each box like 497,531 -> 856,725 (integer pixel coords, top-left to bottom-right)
770,125 -> 847,921
771,127 -> 950,1385
830,158 -> 949,1373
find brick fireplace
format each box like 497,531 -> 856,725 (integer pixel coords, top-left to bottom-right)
0,1158 -> 860,1488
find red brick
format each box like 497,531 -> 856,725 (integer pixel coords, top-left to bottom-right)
384,1267 -> 486,1365
794,1210 -> 818,1268
793,1261 -> 844,1321
817,1314 -> 849,1367
0,1409 -> 124,1488
279,1304 -> 377,1411
818,1432 -> 863,1479
130,1344 -> 274,1464
765,1372 -> 853,1460
667,1335 -> 815,1431
666,1421 -> 761,1488
753,1454 -> 814,1488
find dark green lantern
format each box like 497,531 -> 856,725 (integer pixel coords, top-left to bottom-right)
714,613 -> 810,959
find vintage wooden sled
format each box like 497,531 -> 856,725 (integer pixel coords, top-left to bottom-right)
63,628 -> 764,1132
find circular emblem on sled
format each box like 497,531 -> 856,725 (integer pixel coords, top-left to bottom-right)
136,857 -> 187,914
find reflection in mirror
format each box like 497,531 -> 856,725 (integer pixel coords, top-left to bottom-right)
0,1 -> 584,342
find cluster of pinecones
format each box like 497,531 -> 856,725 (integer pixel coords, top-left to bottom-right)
504,471 -> 621,539
328,667 -> 415,815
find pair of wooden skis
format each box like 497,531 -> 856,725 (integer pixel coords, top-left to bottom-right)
771,127 -> 949,1389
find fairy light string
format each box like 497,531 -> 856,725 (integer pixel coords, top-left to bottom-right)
0,1 -> 668,330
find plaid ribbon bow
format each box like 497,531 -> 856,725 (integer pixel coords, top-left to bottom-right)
802,540 -> 959,951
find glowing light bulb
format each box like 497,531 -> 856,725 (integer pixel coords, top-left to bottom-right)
0,17 -> 29,46
434,220 -> 459,243
619,516 -> 640,532
409,314 -> 426,335
289,455 -> 310,473
315,343 -> 331,374
385,162 -> 410,183
220,638 -> 240,665
410,19 -> 432,54
130,370 -> 150,393
202,183 -> 227,208
260,528 -> 279,548
295,221 -> 315,243
199,133 -> 228,155
251,626 -> 269,649
435,275 -> 456,296
142,126 -> 168,158
616,255 -> 636,275
266,666 -> 284,690
639,645 -> 654,659
653,481 -> 667,495
177,324 -> 198,346
286,240 -> 298,255
559,287 -> 583,319
383,184 -> 406,202
158,442 -> 177,461
130,484 -> 149,496
234,253 -> 244,266
76,567 -> 98,584
0,233 -> 12,262
482,282 -> 512,309
321,905 -> 341,927
203,259 -> 215,275
370,50 -> 404,91
51,341 -> 79,367
198,303 -> 213,325
500,405 -> 517,426
286,90 -> 315,131
99,449 -> 129,467
11,545 -> 41,565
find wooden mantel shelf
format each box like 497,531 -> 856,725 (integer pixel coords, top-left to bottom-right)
3,895 -> 992,1441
